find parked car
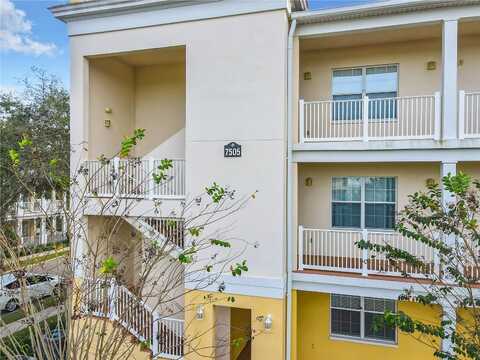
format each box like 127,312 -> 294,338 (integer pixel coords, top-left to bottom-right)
0,272 -> 62,312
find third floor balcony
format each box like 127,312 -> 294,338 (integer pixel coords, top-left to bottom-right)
295,19 -> 480,148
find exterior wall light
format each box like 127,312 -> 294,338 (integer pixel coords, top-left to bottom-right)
263,314 -> 273,330
196,305 -> 204,320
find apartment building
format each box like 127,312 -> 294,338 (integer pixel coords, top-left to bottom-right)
50,0 -> 480,359
6,193 -> 67,247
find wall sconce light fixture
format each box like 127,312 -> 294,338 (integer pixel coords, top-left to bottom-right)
104,107 -> 112,114
426,61 -> 436,70
196,305 -> 204,320
305,177 -> 313,187
304,72 -> 312,80
104,119 -> 111,128
263,314 -> 273,330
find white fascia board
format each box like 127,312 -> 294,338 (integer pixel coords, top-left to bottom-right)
52,0 -> 289,36
296,4 -> 480,37
185,272 -> 286,299
292,272 -> 428,299
292,147 -> 480,163
295,0 -> 480,21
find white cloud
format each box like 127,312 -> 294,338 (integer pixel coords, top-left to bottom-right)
0,0 -> 57,56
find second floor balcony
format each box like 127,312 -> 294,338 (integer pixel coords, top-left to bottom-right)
84,157 -> 186,200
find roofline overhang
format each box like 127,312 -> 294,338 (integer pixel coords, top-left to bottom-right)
50,0 -> 226,22
294,0 -> 480,24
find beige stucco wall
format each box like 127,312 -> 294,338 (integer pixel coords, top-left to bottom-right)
459,36 -> 480,92
300,38 -> 442,102
299,34 -> 479,101
87,216 -> 141,287
134,61 -> 186,157
71,9 -> 288,280
458,162 -> 480,180
89,58 -> 135,159
297,163 -> 440,229
88,56 -> 185,159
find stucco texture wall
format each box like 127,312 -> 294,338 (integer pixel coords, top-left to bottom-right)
297,162 -> 440,229
295,291 -> 441,360
88,55 -> 185,159
72,10 -> 288,280
184,290 -> 285,360
299,34 -> 479,102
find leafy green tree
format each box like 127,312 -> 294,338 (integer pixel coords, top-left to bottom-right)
0,68 -> 69,221
358,172 -> 480,359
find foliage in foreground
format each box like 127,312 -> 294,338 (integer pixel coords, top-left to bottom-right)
358,172 -> 480,359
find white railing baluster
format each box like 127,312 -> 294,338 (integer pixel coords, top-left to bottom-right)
298,227 -> 435,278
84,158 -> 185,199
301,94 -> 439,142
299,99 -> 305,143
461,91 -> 480,139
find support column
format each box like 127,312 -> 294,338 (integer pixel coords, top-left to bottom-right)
441,162 -> 457,206
41,217 -> 47,245
442,19 -> 459,140
441,300 -> 456,356
17,219 -> 23,245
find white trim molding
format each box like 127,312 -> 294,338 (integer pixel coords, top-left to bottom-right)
293,147 -> 480,163
293,0 -> 480,24
185,273 -> 286,299
50,0 -> 289,36
294,1 -> 480,37
292,272 -> 428,299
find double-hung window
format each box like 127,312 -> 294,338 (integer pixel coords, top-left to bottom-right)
331,294 -> 396,343
332,176 -> 396,230
332,64 -> 398,121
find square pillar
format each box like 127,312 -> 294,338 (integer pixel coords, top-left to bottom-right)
440,162 -> 457,206
442,19 -> 458,140
41,217 -> 47,244
17,219 -> 23,245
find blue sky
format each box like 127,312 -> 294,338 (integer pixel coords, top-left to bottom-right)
0,0 -> 376,94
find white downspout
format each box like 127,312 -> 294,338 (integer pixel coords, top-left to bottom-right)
286,18 -> 296,360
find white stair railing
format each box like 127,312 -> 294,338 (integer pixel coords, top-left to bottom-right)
298,226 -> 436,278
83,279 -> 184,358
123,216 -> 184,252
300,93 -> 440,142
84,158 -> 185,199
459,90 -> 480,139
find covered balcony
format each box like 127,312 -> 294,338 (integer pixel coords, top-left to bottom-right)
84,46 -> 186,203
294,162 -> 480,279
296,20 -> 480,145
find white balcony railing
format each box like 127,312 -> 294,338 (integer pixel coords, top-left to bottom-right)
459,90 -> 480,139
84,279 -> 184,359
84,158 -> 185,199
298,226 -> 436,277
299,93 -> 440,143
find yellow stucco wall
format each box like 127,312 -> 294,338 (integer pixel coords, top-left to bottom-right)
184,290 -> 285,360
296,291 -> 442,360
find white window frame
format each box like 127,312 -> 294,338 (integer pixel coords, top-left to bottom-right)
330,294 -> 397,345
331,63 -> 400,99
331,64 -> 400,123
331,176 -> 397,231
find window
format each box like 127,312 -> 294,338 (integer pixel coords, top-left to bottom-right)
331,294 -> 396,343
332,177 -> 361,228
332,65 -> 398,121
332,177 -> 396,230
